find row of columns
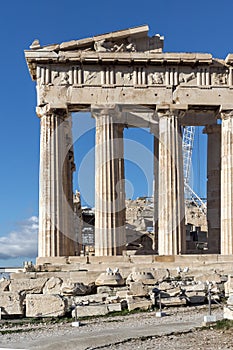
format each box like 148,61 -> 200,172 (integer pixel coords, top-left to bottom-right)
37,105 -> 233,257
93,108 -> 186,256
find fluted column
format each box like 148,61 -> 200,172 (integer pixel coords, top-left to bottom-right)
93,108 -> 126,256
221,111 -> 233,254
73,191 -> 82,255
158,111 -> 186,255
203,124 -> 221,253
37,106 -> 75,257
150,123 -> 159,251
63,116 -> 76,256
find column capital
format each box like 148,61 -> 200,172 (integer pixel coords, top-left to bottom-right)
92,104 -> 120,115
92,105 -> 123,125
156,105 -> 187,119
220,110 -> 233,120
36,104 -> 67,118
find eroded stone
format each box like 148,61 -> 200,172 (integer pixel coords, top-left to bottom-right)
26,294 -> 67,317
10,278 -> 48,294
0,292 -> 24,316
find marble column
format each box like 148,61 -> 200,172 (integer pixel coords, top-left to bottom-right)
63,116 -> 76,256
93,108 -> 126,256
73,190 -> 82,255
150,124 -> 159,252
37,106 -> 75,257
158,111 -> 186,255
221,111 -> 233,255
203,124 -> 221,253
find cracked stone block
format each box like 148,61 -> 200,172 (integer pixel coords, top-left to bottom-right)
26,294 -> 67,317
0,292 -> 24,316
10,278 -> 48,294
127,296 -> 153,311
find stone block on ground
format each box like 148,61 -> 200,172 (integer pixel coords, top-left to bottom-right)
0,292 -> 24,316
116,290 -> 128,299
160,296 -> 186,306
72,304 -> 109,318
224,295 -> 233,320
128,282 -> 149,297
225,275 -> 233,297
224,306 -> 233,320
26,294 -> 67,317
107,303 -> 122,312
10,278 -> 48,294
127,296 -> 153,311
95,269 -> 125,286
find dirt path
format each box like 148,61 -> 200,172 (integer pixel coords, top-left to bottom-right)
0,306 -> 228,350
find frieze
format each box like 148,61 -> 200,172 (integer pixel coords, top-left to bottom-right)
36,64 -> 232,89
84,71 -> 98,85
53,71 -> 70,86
150,72 -> 164,84
179,72 -> 196,84
212,72 -> 228,85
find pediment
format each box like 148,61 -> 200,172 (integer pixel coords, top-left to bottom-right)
30,25 -> 164,53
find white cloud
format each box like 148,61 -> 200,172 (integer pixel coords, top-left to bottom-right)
0,216 -> 38,259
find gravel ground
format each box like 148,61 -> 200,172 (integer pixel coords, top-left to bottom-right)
99,329 -> 233,350
0,305 -> 231,350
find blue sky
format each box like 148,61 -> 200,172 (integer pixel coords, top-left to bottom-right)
0,0 -> 231,266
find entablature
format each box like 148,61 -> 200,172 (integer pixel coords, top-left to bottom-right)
26,25 -> 233,121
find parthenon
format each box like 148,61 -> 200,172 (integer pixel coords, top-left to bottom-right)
25,25 -> 233,258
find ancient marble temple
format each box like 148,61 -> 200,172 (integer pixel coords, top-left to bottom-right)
25,25 -> 233,257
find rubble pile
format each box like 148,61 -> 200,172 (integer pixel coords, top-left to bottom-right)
0,266 -> 229,319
